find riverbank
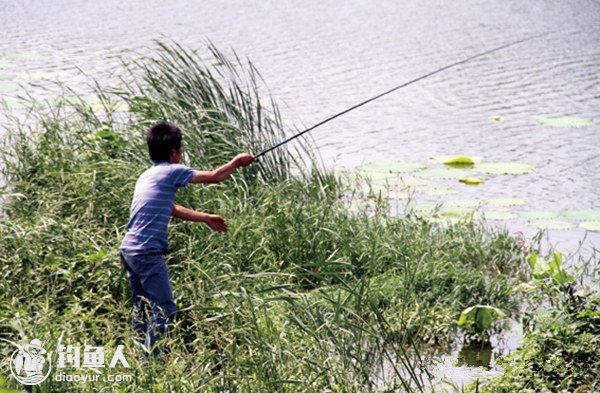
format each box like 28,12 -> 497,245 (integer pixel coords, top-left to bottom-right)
0,43 -> 596,392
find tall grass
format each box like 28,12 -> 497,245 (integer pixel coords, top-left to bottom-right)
0,42 -> 530,392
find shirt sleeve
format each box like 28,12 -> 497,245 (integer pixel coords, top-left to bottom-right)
170,164 -> 195,188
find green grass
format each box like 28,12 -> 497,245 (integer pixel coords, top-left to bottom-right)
465,262 -> 600,393
0,42 -> 533,392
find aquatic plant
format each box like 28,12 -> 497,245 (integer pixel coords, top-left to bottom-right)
457,305 -> 506,342
470,252 -> 599,393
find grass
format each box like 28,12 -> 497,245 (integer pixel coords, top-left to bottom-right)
465,255 -> 600,393
0,42 -> 536,392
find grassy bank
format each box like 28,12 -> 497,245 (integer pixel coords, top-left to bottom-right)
1,42 -> 535,392
467,252 -> 599,393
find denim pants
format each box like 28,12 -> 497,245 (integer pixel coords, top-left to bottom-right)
119,250 -> 177,353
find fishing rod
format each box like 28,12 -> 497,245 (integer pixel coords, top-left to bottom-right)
255,31 -> 553,158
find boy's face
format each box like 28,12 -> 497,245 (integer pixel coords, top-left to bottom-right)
170,147 -> 182,164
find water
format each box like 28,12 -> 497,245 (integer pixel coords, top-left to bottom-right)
1,0 -> 599,386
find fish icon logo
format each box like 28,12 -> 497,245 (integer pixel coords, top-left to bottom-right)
8,339 -> 52,385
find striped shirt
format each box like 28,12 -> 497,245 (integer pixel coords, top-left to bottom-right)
120,162 -> 195,254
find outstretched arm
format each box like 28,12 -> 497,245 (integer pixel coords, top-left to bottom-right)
172,204 -> 228,232
190,153 -> 254,184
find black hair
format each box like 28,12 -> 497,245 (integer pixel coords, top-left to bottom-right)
146,122 -> 182,162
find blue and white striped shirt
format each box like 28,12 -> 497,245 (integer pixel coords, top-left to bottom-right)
120,162 -> 195,254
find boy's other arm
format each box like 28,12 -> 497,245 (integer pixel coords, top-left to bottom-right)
189,153 -> 254,184
172,204 -> 227,232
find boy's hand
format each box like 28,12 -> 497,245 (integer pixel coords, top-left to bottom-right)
234,153 -> 255,168
206,214 -> 228,232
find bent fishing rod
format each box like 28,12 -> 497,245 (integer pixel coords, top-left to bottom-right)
255,31 -> 553,159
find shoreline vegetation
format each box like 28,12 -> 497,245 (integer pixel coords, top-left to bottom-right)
0,42 -> 597,392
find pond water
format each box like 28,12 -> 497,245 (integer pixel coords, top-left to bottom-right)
1,0 -> 599,387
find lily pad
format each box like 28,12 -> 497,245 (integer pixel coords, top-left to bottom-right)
442,156 -> 476,167
538,117 -> 594,128
359,161 -> 428,174
444,199 -> 482,209
395,177 -> 431,187
474,162 -> 535,175
414,168 -> 470,179
580,221 -> 600,232
359,182 -> 415,198
519,211 -> 559,220
487,198 -> 526,207
475,211 -> 518,221
437,209 -> 474,220
562,209 -> 600,221
359,171 -> 397,182
429,217 -> 462,225
459,177 -> 484,185
423,186 -> 458,197
430,155 -> 482,164
529,220 -> 577,230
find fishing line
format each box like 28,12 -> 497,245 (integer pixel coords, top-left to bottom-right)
255,31 -> 553,158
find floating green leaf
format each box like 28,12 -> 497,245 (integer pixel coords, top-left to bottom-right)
414,168 -> 470,179
444,199 -> 482,209
442,155 -> 475,167
459,177 -> 484,185
359,171 -> 397,182
475,211 -> 518,221
474,162 -> 535,175
538,117 -> 594,128
562,209 -> 600,221
359,161 -> 428,174
580,221 -> 600,232
358,182 -> 414,198
438,209 -> 474,219
429,216 -> 462,225
487,198 -> 526,207
519,211 -> 559,220
396,177 -> 431,187
430,155 -> 482,164
529,220 -> 577,230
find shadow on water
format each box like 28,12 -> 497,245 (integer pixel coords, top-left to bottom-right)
456,341 -> 494,370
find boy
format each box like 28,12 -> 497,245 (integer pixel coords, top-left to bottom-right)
119,121 -> 254,353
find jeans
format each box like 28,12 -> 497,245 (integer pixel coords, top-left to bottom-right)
119,250 -> 178,354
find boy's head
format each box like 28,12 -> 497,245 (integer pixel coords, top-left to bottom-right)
147,122 -> 182,163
